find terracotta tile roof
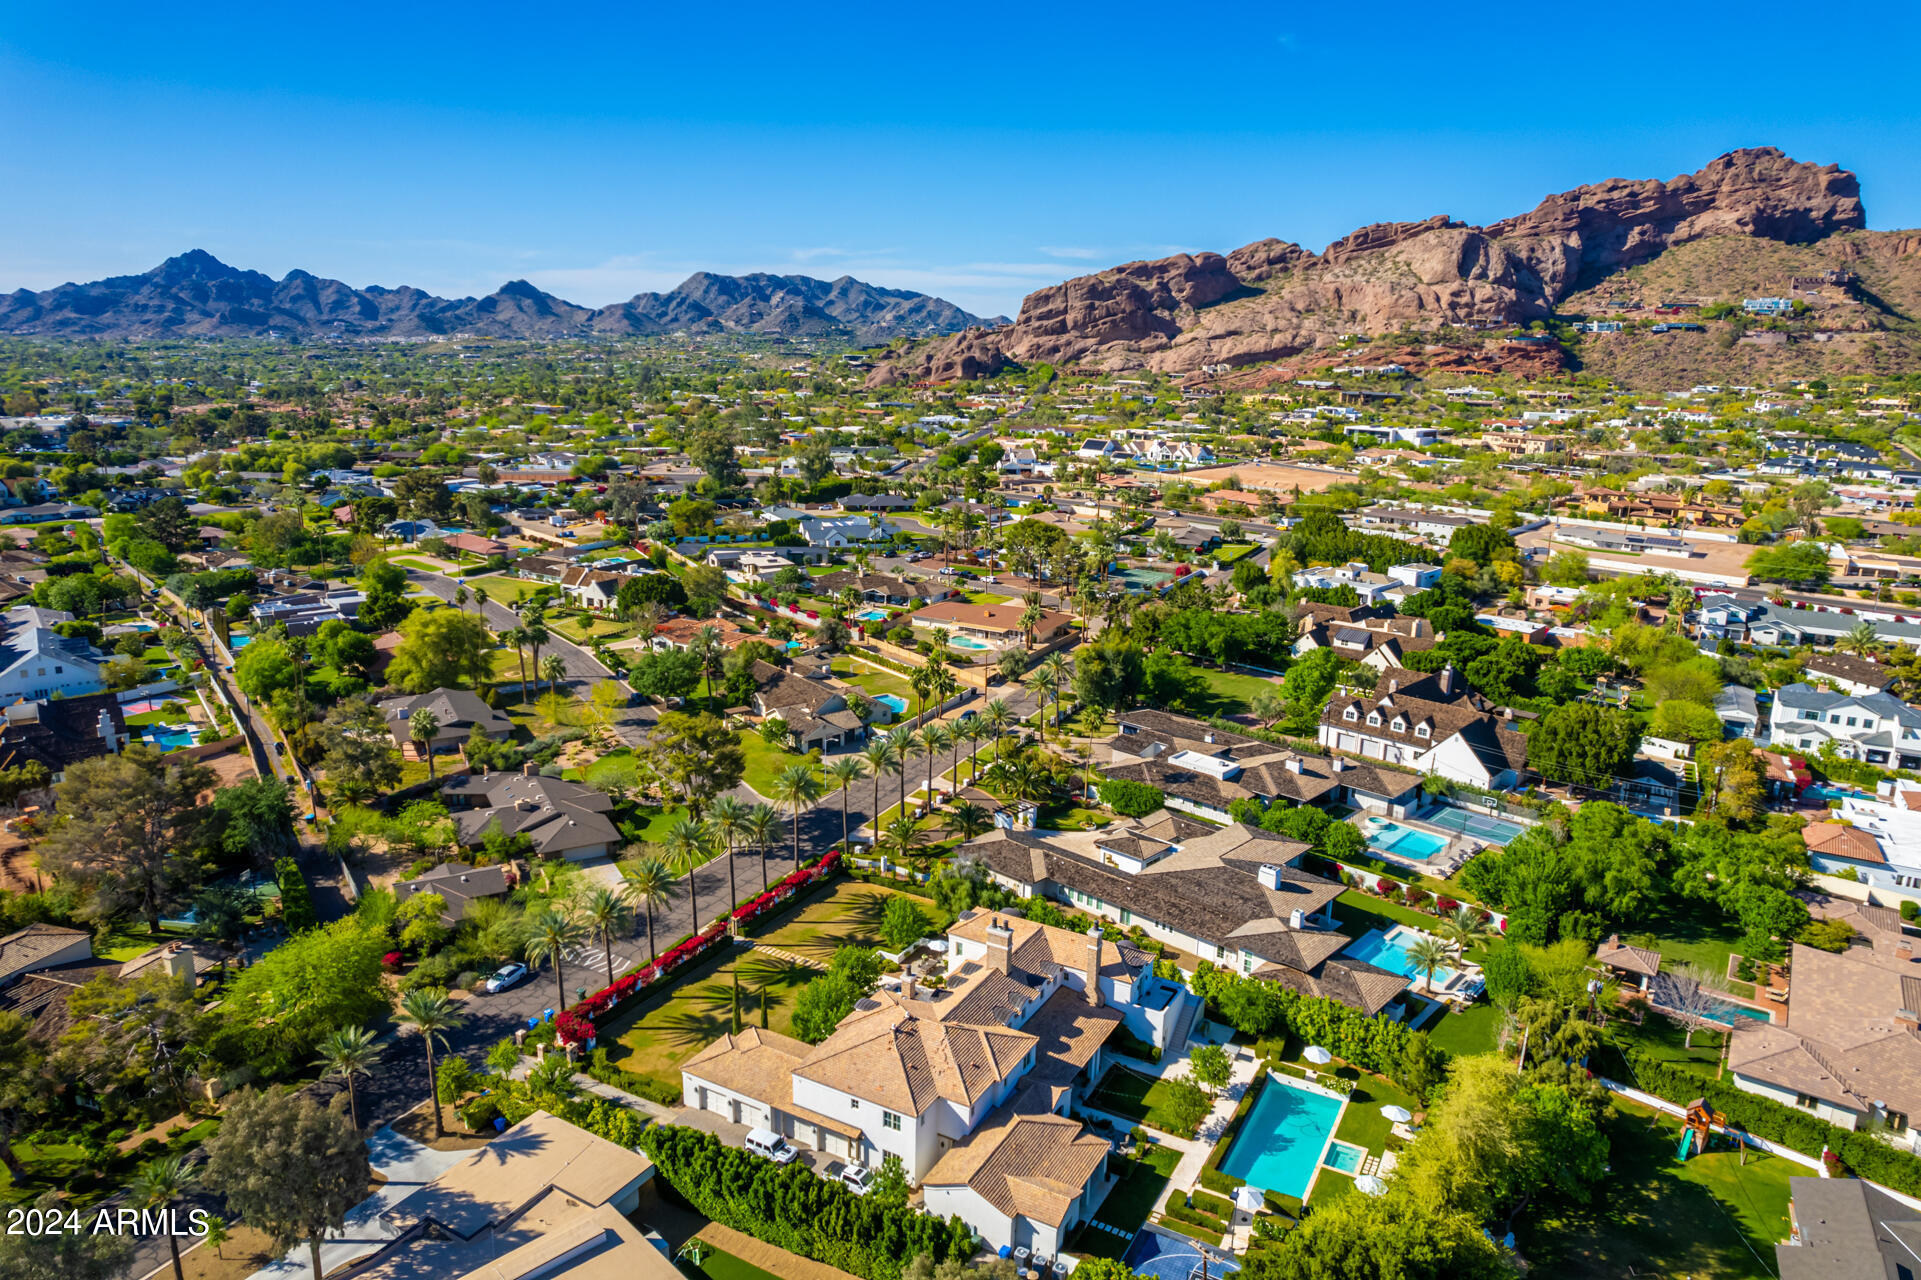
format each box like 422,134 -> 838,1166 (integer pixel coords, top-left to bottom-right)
794,996 -> 1037,1113
922,1105 -> 1110,1225
1804,823 -> 1886,865
1730,943 -> 1921,1120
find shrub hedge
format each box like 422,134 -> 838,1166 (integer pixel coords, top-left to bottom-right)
275,856 -> 315,931
1623,1047 -> 1921,1194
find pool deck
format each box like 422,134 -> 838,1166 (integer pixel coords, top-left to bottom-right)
1079,1030 -> 1264,1196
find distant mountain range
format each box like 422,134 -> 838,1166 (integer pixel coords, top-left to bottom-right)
0,251 -> 1003,342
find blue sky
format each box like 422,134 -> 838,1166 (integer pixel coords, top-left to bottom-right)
4,1 -> 1919,320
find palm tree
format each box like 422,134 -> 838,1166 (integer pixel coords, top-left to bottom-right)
507,626 -> 533,699
1439,904 -> 1493,954
541,652 -> 567,697
745,802 -> 781,892
981,698 -> 1014,764
909,663 -> 938,722
886,726 -> 916,817
1840,619 -> 1881,658
881,813 -> 932,875
946,799 -> 991,842
524,907 -> 587,1012
396,988 -> 467,1140
709,793 -> 752,912
1037,652 -> 1070,724
129,1155 -> 199,1280
691,625 -> 724,702
1019,591 -> 1045,650
578,886 -> 633,988
825,756 -> 867,851
770,763 -> 825,873
922,721 -> 953,802
620,854 -> 675,964
453,584 -> 469,614
408,708 -> 441,779
664,815 -> 712,932
1407,935 -> 1453,994
863,737 -> 899,830
1027,668 -> 1059,737
312,1025 -> 379,1131
524,617 -> 550,697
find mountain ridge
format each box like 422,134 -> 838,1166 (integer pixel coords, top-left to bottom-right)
865,147 -> 1882,386
0,250 -> 1000,342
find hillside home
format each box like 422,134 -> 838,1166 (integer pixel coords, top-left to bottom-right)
1318,666 -> 1529,790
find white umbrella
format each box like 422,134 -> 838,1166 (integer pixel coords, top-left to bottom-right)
1303,1046 -> 1333,1065
1233,1185 -> 1265,1214
1380,1104 -> 1414,1124
1354,1174 -> 1386,1197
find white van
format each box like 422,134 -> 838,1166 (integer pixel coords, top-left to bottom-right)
744,1128 -> 798,1164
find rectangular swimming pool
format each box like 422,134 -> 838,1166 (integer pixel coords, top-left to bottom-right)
1217,1076 -> 1345,1200
874,694 -> 909,718
1365,820 -> 1448,863
1343,926 -> 1459,988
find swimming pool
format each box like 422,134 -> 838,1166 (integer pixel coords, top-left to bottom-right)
1122,1226 -> 1239,1280
228,634 -> 252,649
1343,926 -> 1459,989
1217,1075 -> 1346,1200
855,608 -> 893,622
946,634 -> 994,651
141,724 -> 197,751
874,694 -> 909,718
1365,820 -> 1449,863
1707,1001 -> 1772,1026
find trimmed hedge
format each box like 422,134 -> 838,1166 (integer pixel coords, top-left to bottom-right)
275,856 -> 316,931
1199,1071 -> 1265,1195
640,1124 -> 973,1280
1623,1047 -> 1921,1194
1098,778 -> 1165,819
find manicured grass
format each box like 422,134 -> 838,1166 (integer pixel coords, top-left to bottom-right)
550,614 -> 637,644
0,1140 -> 93,1204
1306,1168 -> 1355,1209
1518,1097 -> 1795,1280
1090,1065 -> 1206,1136
1429,1002 -> 1503,1057
1637,896 -> 1747,984
960,590 -> 1012,605
466,573 -> 540,607
693,1246 -> 785,1280
95,923 -> 187,962
1598,1009 -> 1729,1084
1038,804 -> 1114,832
1070,1144 -> 1180,1256
599,947 -> 817,1098
750,879 -> 942,963
829,656 -> 913,702
1330,1071 -> 1419,1156
618,804 -> 687,846
736,730 -> 812,795
1187,666 -> 1281,718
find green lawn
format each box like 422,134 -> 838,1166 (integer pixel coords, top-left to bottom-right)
599,947 -> 818,1099
1330,1071 -> 1420,1155
1073,1142 -> 1182,1256
466,573 -> 540,607
1598,1009 -> 1729,1084
1215,543 -> 1258,563
0,1140 -> 95,1204
1038,803 -> 1114,832
960,590 -> 1012,605
550,614 -> 638,644
748,879 -> 940,963
1637,896 -> 1747,985
1187,666 -> 1282,718
1518,1097 -> 1795,1280
736,730 -> 812,795
1429,1002 -> 1504,1058
617,804 -> 687,846
691,1247 -> 785,1280
829,656 -> 913,703
1089,1065 -> 1208,1136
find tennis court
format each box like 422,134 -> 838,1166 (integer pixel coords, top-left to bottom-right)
1420,804 -> 1526,845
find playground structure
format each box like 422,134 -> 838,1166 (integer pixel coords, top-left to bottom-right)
1676,1097 -> 1728,1162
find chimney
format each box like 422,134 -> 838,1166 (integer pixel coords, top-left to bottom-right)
1288,909 -> 1305,930
523,762 -> 535,777
1285,758 -> 1303,774
1085,926 -> 1104,1007
984,918 -> 1014,975
903,974 -> 918,1001
1257,864 -> 1282,891
1388,679 -> 1398,694
1439,665 -> 1456,696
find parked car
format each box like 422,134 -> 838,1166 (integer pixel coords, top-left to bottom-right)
485,962 -> 530,993
745,1128 -> 798,1164
838,1163 -> 874,1196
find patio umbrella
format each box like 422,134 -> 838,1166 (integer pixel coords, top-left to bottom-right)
1354,1175 -> 1387,1197
1303,1046 -> 1333,1065
1380,1104 -> 1414,1124
1234,1185 -> 1266,1214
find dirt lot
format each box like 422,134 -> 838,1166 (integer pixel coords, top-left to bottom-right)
1177,461 -> 1360,493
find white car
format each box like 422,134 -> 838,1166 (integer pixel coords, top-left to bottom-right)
838,1164 -> 875,1196
745,1128 -> 798,1164
485,962 -> 529,994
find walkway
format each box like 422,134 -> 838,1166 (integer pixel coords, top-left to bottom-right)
743,941 -> 827,971
694,1223 -> 864,1280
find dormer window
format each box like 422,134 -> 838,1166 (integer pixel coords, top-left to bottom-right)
1390,717 -> 1406,732
1343,707 -> 1358,722
1415,723 -> 1431,739
1367,712 -> 1382,726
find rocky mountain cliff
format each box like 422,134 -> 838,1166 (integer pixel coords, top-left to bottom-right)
866,148 -> 1871,386
0,251 -> 994,342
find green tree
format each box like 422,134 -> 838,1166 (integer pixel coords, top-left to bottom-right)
524,908 -> 587,1012
312,695 -> 402,803
224,918 -> 390,1073
386,606 -> 493,693
37,745 -> 215,932
0,1194 -> 134,1280
128,1156 -> 198,1280
880,894 -> 929,951
1188,1044 -> 1231,1097
1158,1076 -> 1210,1137
396,988 -> 467,1141
1243,1187 -> 1511,1280
1526,702 -> 1639,790
646,711 -> 746,820
311,1025 -> 379,1132
233,634 -> 302,703
202,1088 -> 371,1280
357,557 -> 410,631
408,708 -> 442,780
769,763 -> 824,873
579,886 -> 633,988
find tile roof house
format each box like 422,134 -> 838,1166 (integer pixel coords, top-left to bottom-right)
914,601 -> 1073,648
1318,666 -> 1529,790
439,767 -> 620,862
683,910 -> 1179,1254
0,691 -> 130,779
1803,653 -> 1898,697
812,571 -> 956,606
1292,607 -> 1439,671
1769,684 -> 1921,771
1729,917 -> 1921,1141
747,659 -> 868,750
379,688 -> 514,757
961,816 -> 1408,1018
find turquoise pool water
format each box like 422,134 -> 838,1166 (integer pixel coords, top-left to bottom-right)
142,724 -> 197,751
855,608 -> 892,621
1344,926 -> 1459,988
1366,821 -> 1448,863
1323,1140 -> 1366,1174
947,634 -> 994,651
228,634 -> 252,649
1218,1077 -> 1345,1199
1708,1001 -> 1772,1025
875,694 -> 909,717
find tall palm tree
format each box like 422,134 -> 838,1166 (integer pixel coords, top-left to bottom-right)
1027,668 -> 1059,737
962,714 -> 989,781
744,803 -> 781,892
981,698 -> 1014,764
770,763 -> 825,873
396,988 -> 467,1140
454,584 -> 470,614
129,1155 -> 199,1280
863,737 -> 899,830
524,616 -> 550,697
691,625 -> 723,702
578,886 -> 633,988
1037,652 -> 1070,725
881,813 -> 933,877
1019,591 -> 1045,650
508,626 -> 533,699
541,652 -> 567,697
664,815 -> 712,932
408,708 -> 441,780
312,1025 -> 379,1131
885,726 -> 916,817
709,793 -> 752,911
1407,935 -> 1453,994
946,799 -> 991,842
525,907 -> 587,1012
909,663 -> 938,723
1840,619 -> 1881,658
620,853 -> 675,964
825,756 -> 866,851
922,721 -> 953,802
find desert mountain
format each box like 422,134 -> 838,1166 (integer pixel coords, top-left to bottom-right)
867,148 -> 1884,386
0,251 -> 994,342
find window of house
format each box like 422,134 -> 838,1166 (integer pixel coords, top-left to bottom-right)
1415,724 -> 1430,739
1802,710 -> 1820,720
53,666 -> 61,674
1343,707 -> 1358,722
850,1099 -> 859,1109
882,1111 -> 901,1131
1794,1093 -> 1816,1109
1366,712 -> 1381,726
1214,944 -> 1226,959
